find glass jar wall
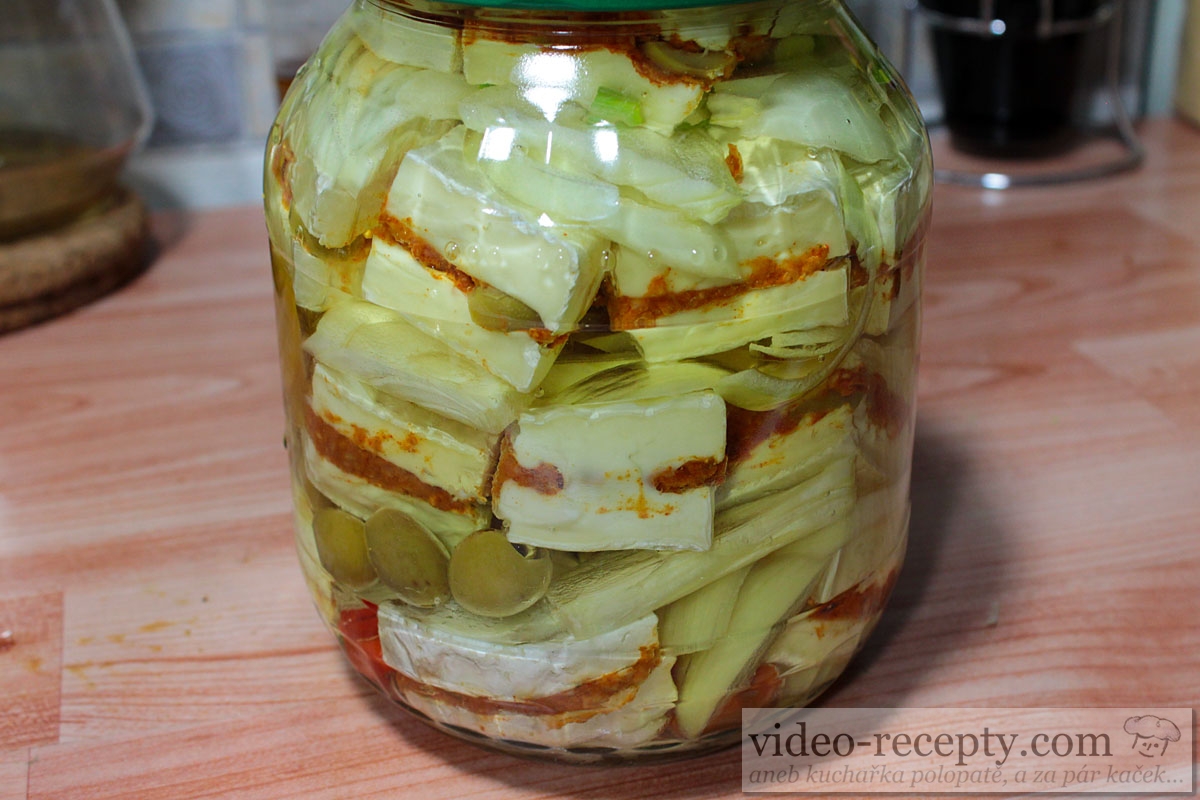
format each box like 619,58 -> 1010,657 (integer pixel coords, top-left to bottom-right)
264,0 -> 930,762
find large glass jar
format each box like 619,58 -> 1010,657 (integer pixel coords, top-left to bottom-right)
264,0 -> 930,762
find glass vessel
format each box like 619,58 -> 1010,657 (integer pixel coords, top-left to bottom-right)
920,0 -> 1110,158
265,0 -> 930,762
0,0 -> 153,240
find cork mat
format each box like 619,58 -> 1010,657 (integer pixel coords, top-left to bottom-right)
0,189 -> 150,334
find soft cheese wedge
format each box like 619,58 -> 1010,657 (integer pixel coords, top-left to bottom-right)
712,71 -> 893,164
548,455 -> 856,638
352,3 -> 462,71
763,537 -> 905,704
303,299 -> 526,435
610,203 -> 845,300
380,606 -> 659,699
462,40 -> 704,132
378,606 -> 676,749
721,403 -> 857,509
303,437 -> 488,546
284,29 -> 471,247
536,360 -> 731,407
397,656 -> 678,750
604,142 -> 860,362
310,364 -> 497,504
765,614 -> 863,706
361,236 -> 562,391
290,237 -> 366,312
657,567 -> 748,659
493,391 -> 727,552
673,516 -> 853,738
385,127 -> 606,333
460,87 -> 742,224
623,266 -> 849,362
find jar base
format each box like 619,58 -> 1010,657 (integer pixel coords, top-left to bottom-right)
351,648 -> 848,764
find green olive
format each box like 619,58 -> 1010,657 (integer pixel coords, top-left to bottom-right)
449,530 -> 553,618
313,507 -> 377,589
365,508 -> 451,607
467,285 -> 542,332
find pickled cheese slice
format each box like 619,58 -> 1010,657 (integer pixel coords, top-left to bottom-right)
378,606 -> 676,749
718,71 -> 893,164
610,200 -> 846,300
311,364 -> 497,504
606,140 -> 849,301
386,127 -> 606,333
625,266 -> 849,363
493,392 -> 727,552
673,516 -> 853,738
460,88 -> 741,225
730,137 -> 845,210
763,537 -> 905,704
462,39 -> 703,132
536,360 -> 731,409
546,455 -> 856,639
303,437 -> 487,547
379,607 -> 660,699
304,300 -> 526,435
290,239 -> 365,312
352,4 -> 462,72
396,653 -> 678,751
720,403 -> 856,509
657,567 -> 748,658
285,33 -> 471,247
658,2 -> 831,50
361,238 -> 562,392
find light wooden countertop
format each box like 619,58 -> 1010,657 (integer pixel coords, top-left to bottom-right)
2,119 -> 1198,799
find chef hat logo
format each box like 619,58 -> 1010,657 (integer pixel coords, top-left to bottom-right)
1123,715 -> 1182,757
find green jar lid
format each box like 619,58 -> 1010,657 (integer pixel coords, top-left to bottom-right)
437,0 -> 763,11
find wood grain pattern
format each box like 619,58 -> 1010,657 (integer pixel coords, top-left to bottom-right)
0,594 -> 62,751
1,119 -> 1198,798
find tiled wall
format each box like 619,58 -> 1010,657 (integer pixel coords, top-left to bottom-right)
117,0 -> 346,151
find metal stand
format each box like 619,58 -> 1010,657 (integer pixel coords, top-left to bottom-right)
902,0 -> 1144,189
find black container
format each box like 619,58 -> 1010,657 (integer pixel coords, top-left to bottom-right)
921,0 -> 1108,158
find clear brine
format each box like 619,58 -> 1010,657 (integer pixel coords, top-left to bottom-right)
265,0 -> 930,760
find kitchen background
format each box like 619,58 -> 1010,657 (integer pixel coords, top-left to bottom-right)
118,0 -> 1194,209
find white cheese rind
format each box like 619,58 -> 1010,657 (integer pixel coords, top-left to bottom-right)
627,267 -> 850,363
496,392 -> 727,552
397,654 -> 678,750
546,456 -> 856,639
303,437 -> 487,547
461,109 -> 739,226
462,40 -> 703,132
536,360 -> 731,408
728,72 -> 893,164
361,239 -> 561,391
610,196 -> 847,299
720,404 -> 856,509
379,608 -> 660,699
386,128 -> 605,333
303,299 -> 526,435
311,364 -> 497,503
351,5 -> 462,72
673,516 -> 854,738
290,242 -> 364,312
286,33 -> 469,246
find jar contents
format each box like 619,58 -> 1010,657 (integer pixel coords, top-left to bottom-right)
265,0 -> 930,761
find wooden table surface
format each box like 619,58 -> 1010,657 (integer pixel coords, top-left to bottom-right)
2,119 -> 1198,799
